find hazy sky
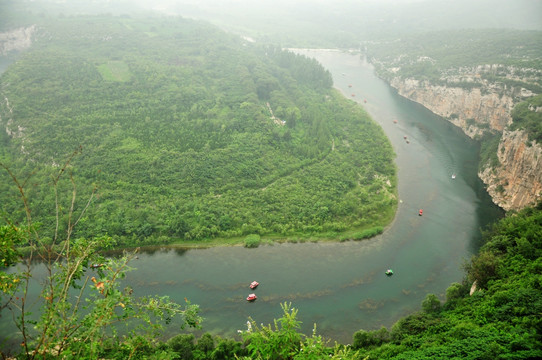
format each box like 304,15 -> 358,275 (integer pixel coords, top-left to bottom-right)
3,0 -> 542,40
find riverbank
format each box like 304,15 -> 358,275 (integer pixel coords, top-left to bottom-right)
99,221 -> 393,254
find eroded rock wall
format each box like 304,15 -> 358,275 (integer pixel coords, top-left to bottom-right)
479,130 -> 542,210
389,77 -> 515,138
389,77 -> 542,211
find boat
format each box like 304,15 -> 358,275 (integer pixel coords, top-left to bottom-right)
246,293 -> 257,302
419,209 -> 423,216
90,264 -> 104,269
250,281 -> 259,289
393,119 -> 398,124
451,174 -> 456,179
348,84 -> 352,87
385,269 -> 394,276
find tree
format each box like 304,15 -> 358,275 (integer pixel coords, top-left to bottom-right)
422,293 -> 441,313
0,155 -> 201,359
445,282 -> 465,306
239,302 -> 359,359
0,225 -> 23,303
166,334 -> 196,360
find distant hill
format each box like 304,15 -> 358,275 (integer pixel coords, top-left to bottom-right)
0,15 -> 396,246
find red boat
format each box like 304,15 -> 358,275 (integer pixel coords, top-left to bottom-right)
247,293 -> 257,302
419,209 -> 423,216
250,281 -> 259,289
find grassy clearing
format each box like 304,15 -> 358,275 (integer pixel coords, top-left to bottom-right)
97,60 -> 132,82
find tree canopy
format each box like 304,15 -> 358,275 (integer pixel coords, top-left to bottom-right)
0,15 -> 396,247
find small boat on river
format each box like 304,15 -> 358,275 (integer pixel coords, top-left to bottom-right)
250,281 -> 259,289
247,293 -> 257,302
451,174 -> 456,179
419,209 -> 423,216
385,269 -> 394,276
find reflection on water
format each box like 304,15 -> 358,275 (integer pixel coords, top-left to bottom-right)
0,50 -> 504,346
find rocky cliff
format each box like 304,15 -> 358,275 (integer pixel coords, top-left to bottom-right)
389,77 -> 516,138
389,76 -> 542,211
0,25 -> 36,56
479,129 -> 542,210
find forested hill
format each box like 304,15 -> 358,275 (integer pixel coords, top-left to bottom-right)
0,15 -> 396,246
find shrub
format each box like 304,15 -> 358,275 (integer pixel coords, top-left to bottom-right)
244,234 -> 261,248
166,334 -> 195,360
352,226 -> 384,240
445,282 -> 464,302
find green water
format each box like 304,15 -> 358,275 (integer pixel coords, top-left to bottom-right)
0,50 -> 503,346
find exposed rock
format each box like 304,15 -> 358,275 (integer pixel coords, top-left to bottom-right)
0,25 -> 36,55
479,130 -> 542,211
389,77 -> 515,138
469,281 -> 477,296
388,77 -> 542,211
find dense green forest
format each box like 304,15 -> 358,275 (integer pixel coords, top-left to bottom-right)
0,15 -> 396,247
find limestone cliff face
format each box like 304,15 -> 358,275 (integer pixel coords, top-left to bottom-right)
389,77 -> 517,138
479,130 -> 542,210
0,25 -> 36,56
388,77 -> 542,211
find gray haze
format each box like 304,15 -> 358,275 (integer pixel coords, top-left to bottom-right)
4,0 -> 542,45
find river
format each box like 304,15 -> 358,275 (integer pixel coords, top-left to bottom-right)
0,50 -> 503,346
